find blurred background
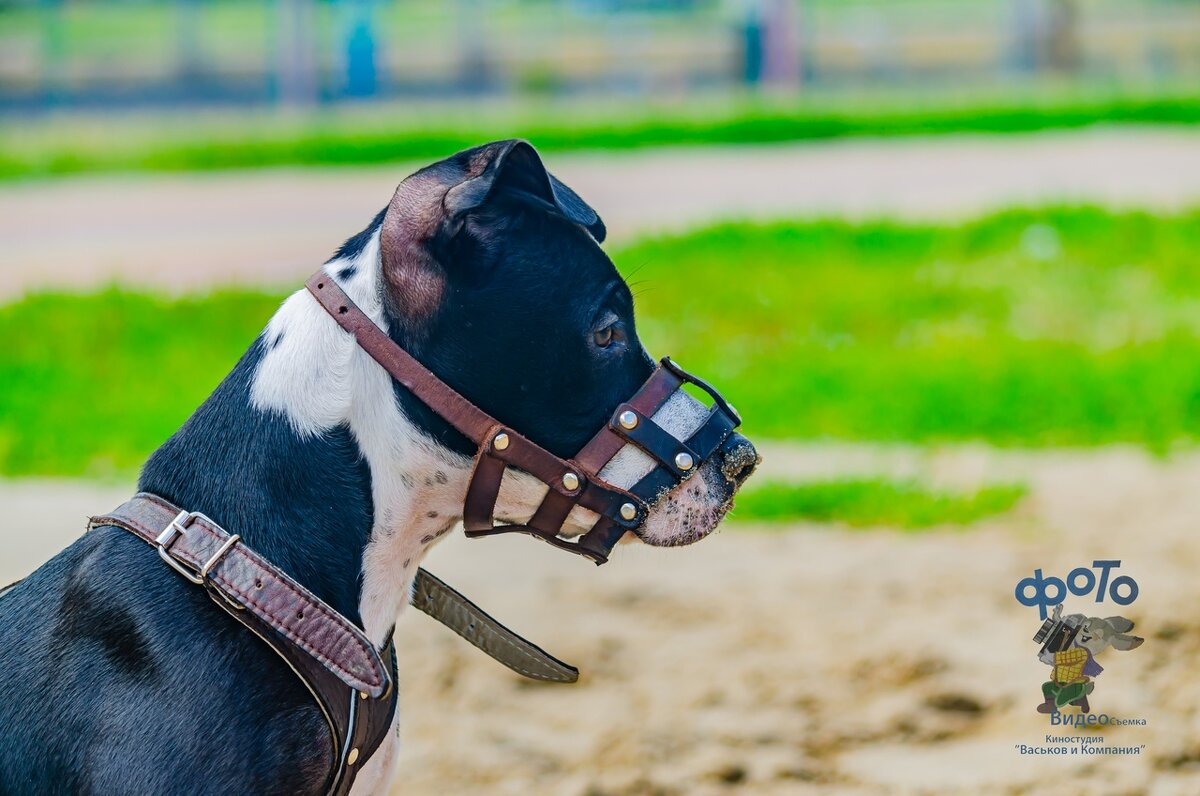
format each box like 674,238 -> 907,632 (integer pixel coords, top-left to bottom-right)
2,0 -> 1199,109
3,1 -> 1200,794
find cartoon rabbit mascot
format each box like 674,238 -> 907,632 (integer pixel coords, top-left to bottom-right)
1036,603 -> 1144,714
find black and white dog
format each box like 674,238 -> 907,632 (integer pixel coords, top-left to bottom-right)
0,140 -> 755,795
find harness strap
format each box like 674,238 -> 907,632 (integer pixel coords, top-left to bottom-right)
306,275 -> 566,481
89,492 -> 391,696
89,492 -> 580,684
89,493 -> 398,796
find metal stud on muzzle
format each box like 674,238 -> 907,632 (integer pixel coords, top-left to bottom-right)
308,274 -> 750,565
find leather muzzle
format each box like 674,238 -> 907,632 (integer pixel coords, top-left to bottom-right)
307,273 -> 745,564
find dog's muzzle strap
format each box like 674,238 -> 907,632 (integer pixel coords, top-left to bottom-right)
307,272 -> 743,565
411,568 -> 578,683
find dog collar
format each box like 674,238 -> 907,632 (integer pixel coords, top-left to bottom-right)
306,273 -> 742,565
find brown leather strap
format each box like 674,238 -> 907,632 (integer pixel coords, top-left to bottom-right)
211,593 -> 397,796
307,274 -> 496,446
90,493 -> 578,685
527,490 -> 577,536
89,493 -> 391,697
574,366 -> 682,473
305,272 -> 742,567
306,275 -> 643,530
462,450 -> 507,532
2,573 -> 393,796
410,569 -> 578,683
89,493 -> 399,795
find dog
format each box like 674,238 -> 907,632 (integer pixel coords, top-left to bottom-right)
0,140 -> 756,795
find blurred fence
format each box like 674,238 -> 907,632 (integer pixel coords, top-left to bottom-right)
1,0 -> 1198,112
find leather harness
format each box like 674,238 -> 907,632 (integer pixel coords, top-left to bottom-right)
88,493 -> 578,795
38,269 -> 744,793
89,493 -> 394,796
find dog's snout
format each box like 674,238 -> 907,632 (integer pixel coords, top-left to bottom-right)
719,432 -> 759,487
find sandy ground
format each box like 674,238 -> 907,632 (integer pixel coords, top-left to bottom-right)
3,443 -> 1198,795
2,127 -> 1200,298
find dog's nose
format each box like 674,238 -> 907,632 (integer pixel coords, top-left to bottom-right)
719,432 -> 759,487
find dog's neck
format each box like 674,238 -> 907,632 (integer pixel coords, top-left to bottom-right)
140,227 -> 472,645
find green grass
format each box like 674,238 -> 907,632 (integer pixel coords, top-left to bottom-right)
626,207 -> 1200,451
730,478 -> 1028,529
2,89 -> 1199,181
4,206 -> 1200,476
0,289 -> 281,477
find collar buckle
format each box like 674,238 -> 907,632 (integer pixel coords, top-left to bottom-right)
155,509 -> 241,586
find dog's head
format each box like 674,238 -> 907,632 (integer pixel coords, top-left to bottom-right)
374,140 -> 757,548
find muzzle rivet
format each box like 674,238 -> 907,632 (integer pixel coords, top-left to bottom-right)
620,502 -> 637,521
347,747 -> 360,766
675,452 -> 695,471
493,432 -> 510,451
562,472 -> 580,491
618,410 -> 639,430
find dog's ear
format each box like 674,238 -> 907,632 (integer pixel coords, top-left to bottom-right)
443,140 -> 606,243
380,140 -> 604,334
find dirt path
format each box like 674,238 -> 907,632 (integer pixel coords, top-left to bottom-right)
3,444 -> 1196,794
2,128 -> 1199,298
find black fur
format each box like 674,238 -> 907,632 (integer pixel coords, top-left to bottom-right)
0,340 -> 363,794
140,339 -> 375,623
383,142 -> 653,458
0,141 -> 653,794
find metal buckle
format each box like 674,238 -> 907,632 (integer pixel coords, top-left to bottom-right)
155,509 -> 241,586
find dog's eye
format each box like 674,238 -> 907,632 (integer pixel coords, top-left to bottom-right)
593,325 -> 615,348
